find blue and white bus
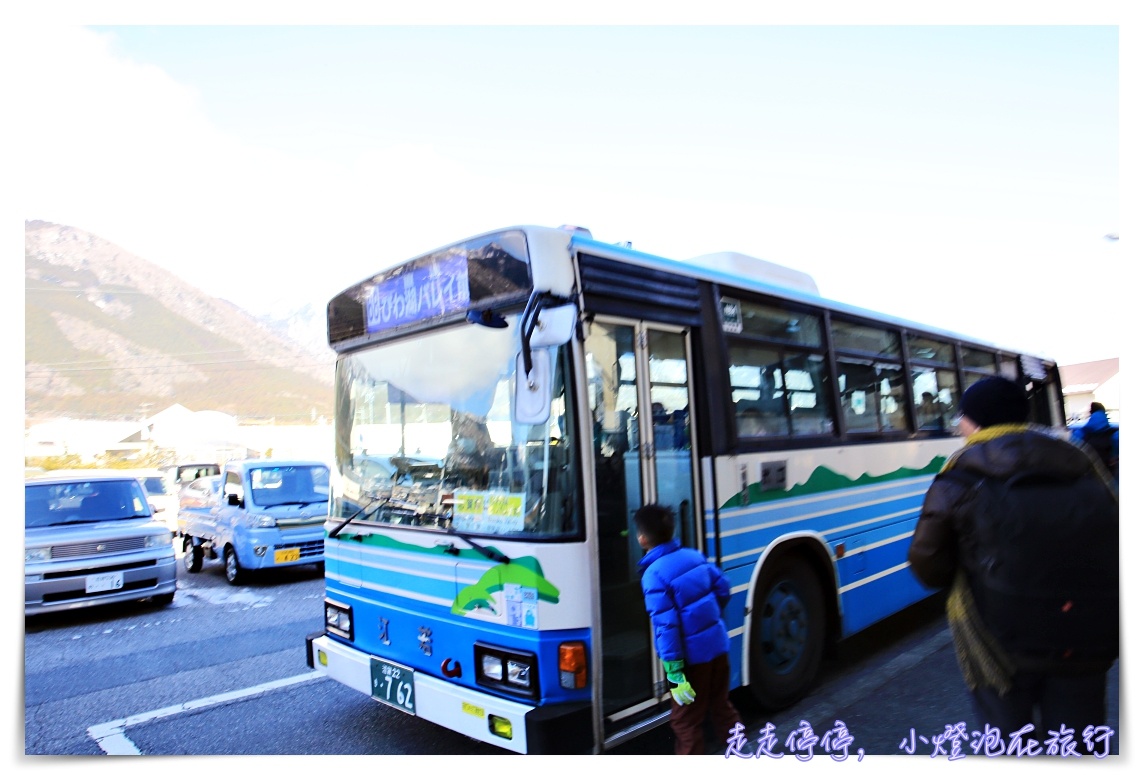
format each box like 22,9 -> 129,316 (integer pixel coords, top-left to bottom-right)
305,225 -> 1065,754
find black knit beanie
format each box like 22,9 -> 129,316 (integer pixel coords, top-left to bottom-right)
959,376 -> 1029,429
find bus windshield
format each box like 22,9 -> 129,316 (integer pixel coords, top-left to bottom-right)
332,318 -> 579,539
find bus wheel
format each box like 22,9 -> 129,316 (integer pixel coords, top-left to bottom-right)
224,546 -> 245,586
183,537 -> 203,573
749,557 -> 825,711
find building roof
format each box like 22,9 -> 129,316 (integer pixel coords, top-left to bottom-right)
1059,358 -> 1119,394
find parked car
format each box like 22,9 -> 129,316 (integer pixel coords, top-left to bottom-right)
179,474 -> 222,510
166,462 -> 222,489
123,468 -> 179,533
179,460 -> 329,585
24,473 -> 177,616
176,474 -> 222,535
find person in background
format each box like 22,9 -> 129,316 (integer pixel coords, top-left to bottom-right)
634,503 -> 740,755
1072,402 -> 1118,481
917,391 -> 947,429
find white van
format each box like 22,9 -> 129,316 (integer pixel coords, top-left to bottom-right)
123,469 -> 180,533
166,463 -> 222,489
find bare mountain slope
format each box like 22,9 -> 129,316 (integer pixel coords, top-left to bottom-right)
25,220 -> 334,421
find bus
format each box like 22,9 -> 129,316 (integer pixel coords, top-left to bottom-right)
305,225 -> 1065,754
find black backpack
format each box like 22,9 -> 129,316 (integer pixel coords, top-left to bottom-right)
1082,426 -> 1118,475
938,467 -> 1119,666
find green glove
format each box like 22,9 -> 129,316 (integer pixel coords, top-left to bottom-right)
663,660 -> 696,706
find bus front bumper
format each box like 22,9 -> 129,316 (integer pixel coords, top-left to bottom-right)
306,632 -> 591,754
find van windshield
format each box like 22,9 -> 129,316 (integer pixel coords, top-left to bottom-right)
25,480 -> 152,527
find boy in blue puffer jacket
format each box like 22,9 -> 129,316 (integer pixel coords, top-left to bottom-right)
635,503 -> 741,755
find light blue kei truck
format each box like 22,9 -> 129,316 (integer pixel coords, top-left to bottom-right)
178,459 -> 329,584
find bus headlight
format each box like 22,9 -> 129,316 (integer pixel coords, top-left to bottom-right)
506,659 -> 531,688
481,653 -> 503,681
324,599 -> 353,640
474,642 -> 537,699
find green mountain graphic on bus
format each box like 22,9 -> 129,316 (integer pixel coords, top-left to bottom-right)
452,556 -> 560,616
722,456 -> 947,510
328,531 -> 561,616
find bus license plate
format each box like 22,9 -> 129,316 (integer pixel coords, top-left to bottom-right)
274,548 -> 301,563
86,572 -> 123,593
370,657 -> 416,715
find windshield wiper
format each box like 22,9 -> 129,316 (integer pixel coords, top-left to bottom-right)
328,492 -> 426,538
264,500 -> 325,508
440,524 -> 511,565
329,493 -> 393,538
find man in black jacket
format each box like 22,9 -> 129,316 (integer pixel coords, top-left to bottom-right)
908,376 -> 1118,751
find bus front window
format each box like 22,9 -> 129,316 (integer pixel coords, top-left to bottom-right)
332,321 -> 579,539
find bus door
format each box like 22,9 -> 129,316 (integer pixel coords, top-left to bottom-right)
584,317 -> 699,746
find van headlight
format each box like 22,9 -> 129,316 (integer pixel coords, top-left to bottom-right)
25,547 -> 50,564
144,533 -> 172,549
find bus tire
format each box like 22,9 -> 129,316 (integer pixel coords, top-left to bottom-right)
183,537 -> 203,573
748,556 -> 825,711
224,546 -> 245,586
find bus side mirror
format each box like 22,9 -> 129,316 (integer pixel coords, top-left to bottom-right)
514,300 -> 574,425
514,348 -> 552,425
529,304 -> 577,348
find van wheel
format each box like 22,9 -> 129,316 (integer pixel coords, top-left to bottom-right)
183,538 -> 203,573
314,561 -> 325,576
748,556 -> 825,711
224,546 -> 245,586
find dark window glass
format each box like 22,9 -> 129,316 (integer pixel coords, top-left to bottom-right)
837,359 -> 908,433
831,321 -> 901,358
729,345 -> 831,437
961,346 -> 997,372
739,301 -> 823,347
908,336 -> 954,364
912,368 -> 959,432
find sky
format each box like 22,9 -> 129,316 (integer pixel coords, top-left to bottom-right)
10,4 -> 1133,370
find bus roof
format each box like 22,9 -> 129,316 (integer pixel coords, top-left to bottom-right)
567,230 -> 1053,362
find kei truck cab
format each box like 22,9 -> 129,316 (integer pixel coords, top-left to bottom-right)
178,459 -> 330,584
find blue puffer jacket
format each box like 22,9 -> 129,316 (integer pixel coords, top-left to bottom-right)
639,539 -> 731,666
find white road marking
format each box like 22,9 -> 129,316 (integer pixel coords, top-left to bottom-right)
86,671 -> 326,755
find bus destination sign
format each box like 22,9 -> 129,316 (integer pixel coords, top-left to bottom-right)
365,253 -> 471,333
